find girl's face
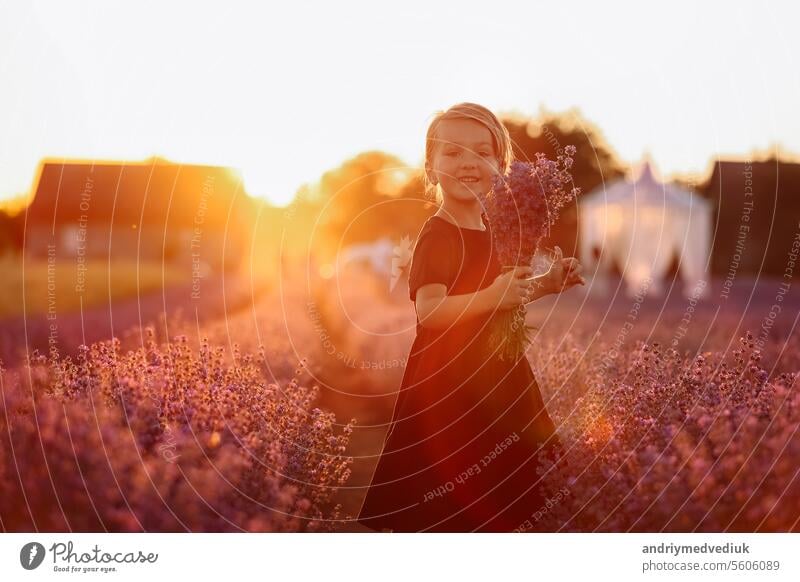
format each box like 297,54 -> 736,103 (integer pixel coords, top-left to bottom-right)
427,118 -> 501,203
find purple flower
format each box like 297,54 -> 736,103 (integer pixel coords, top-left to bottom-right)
480,149 -> 580,267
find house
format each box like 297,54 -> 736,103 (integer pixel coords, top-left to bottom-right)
23,157 -> 253,273
702,159 -> 800,277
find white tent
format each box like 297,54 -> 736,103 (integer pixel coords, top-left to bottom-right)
579,159 -> 712,299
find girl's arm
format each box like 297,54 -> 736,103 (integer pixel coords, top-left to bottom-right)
415,267 -> 538,331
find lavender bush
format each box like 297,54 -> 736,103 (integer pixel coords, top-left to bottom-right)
529,331 -> 800,532
0,328 -> 355,532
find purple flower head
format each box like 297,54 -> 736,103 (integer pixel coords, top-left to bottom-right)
480,148 -> 580,267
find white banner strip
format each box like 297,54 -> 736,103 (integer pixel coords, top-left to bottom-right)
1,533 -> 798,581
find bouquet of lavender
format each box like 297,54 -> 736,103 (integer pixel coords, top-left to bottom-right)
480,146 -> 580,361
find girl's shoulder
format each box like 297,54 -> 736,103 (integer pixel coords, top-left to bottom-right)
415,215 -> 459,252
422,213 -> 450,232
415,212 -> 493,252
408,218 -> 459,301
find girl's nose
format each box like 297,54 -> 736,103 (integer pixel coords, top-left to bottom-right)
461,154 -> 478,167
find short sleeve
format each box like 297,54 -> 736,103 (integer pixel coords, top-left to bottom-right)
408,228 -> 454,302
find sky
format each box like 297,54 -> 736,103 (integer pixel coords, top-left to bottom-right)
1,0 -> 799,206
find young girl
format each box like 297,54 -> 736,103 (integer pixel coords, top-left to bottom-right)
356,103 -> 585,533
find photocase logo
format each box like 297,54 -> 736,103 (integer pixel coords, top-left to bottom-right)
20,542 -> 46,570
390,234 -> 413,292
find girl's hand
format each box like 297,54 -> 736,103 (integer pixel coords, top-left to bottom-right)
546,246 -> 585,293
489,266 -> 534,310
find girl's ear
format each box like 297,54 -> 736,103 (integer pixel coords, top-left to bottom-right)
425,166 -> 438,185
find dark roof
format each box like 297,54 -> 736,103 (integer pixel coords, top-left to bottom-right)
703,159 -> 800,201
25,158 -> 250,230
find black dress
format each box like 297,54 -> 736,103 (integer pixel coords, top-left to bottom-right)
356,213 -> 563,532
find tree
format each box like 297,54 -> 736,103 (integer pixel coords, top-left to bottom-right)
306,150 -> 417,248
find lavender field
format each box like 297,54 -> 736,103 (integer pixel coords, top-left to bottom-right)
1,267 -> 798,532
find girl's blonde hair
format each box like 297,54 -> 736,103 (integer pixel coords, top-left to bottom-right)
423,102 -> 514,204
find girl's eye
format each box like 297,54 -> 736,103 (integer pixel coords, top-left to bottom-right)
480,152 -> 491,157
445,152 -> 458,157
